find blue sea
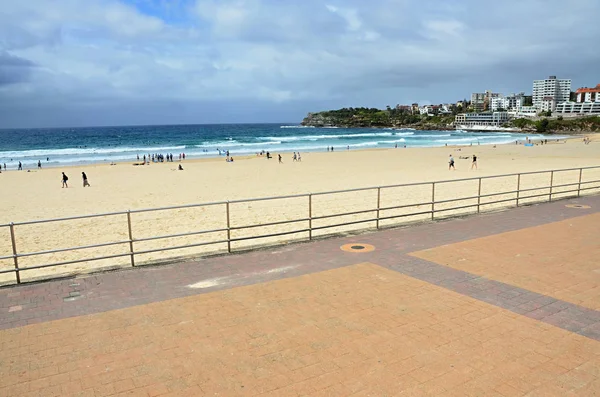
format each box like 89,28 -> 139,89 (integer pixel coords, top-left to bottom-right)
0,124 -> 557,168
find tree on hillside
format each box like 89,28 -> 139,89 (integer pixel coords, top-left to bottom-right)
536,118 -> 549,132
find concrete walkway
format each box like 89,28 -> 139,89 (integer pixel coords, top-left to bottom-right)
1,195 -> 599,396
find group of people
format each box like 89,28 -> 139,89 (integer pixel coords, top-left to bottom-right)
448,154 -> 478,170
138,153 -> 184,163
274,152 -> 302,163
61,172 -> 90,188
1,157 -> 51,172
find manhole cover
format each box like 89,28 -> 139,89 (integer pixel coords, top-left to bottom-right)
340,243 -> 375,253
565,204 -> 591,209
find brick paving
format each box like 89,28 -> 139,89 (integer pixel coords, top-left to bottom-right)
0,195 -> 599,396
411,212 -> 600,311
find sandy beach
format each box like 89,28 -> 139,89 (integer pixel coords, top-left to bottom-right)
1,135 -> 599,284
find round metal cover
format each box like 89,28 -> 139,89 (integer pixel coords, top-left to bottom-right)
565,204 -> 591,209
340,243 -> 375,253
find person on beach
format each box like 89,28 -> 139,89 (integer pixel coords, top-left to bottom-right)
297,152 -> 302,162
61,172 -> 69,188
82,172 -> 90,187
38,160 -> 41,169
18,161 -> 22,171
178,164 -> 184,170
293,152 -> 297,161
448,155 -> 455,170
278,154 -> 283,163
471,154 -> 478,170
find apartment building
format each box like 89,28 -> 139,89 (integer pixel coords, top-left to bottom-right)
532,76 -> 571,111
489,92 -> 525,112
575,84 -> 600,103
471,91 -> 500,112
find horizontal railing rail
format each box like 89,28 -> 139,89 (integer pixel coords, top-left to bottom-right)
1,165 -> 599,285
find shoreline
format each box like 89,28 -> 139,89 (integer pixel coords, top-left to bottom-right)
0,131 -> 584,171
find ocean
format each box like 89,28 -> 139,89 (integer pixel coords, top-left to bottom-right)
0,124 -> 558,168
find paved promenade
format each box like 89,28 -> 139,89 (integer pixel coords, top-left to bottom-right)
1,195 -> 599,396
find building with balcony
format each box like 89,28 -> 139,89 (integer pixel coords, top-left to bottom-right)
455,112 -> 510,128
532,76 -> 571,111
555,102 -> 600,115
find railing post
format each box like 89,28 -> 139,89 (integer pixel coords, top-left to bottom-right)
376,187 -> 381,229
431,182 -> 435,220
226,201 -> 231,253
516,174 -> 521,207
308,194 -> 313,240
577,168 -> 583,197
126,210 -> 135,267
477,178 -> 482,213
9,223 -> 20,284
549,171 -> 554,202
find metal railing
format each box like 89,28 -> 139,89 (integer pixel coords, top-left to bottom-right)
1,166 -> 599,285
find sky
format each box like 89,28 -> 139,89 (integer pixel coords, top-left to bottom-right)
1,0 -> 600,128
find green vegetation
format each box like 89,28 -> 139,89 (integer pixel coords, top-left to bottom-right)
301,107 -> 456,129
508,116 -> 600,133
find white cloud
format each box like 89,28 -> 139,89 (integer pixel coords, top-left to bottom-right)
1,0 -> 600,127
326,4 -> 362,31
422,20 -> 465,39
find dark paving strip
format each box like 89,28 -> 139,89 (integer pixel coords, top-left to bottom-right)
373,255 -> 600,341
1,195 -> 599,333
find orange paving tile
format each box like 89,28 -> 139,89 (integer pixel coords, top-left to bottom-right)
1,263 -> 599,396
411,213 -> 600,311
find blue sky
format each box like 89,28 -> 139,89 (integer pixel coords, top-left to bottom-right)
1,0 -> 600,128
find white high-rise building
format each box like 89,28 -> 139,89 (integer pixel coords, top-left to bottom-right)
532,76 -> 571,111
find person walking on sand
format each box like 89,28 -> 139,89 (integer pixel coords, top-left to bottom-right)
293,152 -> 297,161
82,172 -> 90,187
448,154 -> 455,171
471,154 -> 478,170
297,152 -> 302,162
278,154 -> 283,163
38,160 -> 41,169
61,172 -> 69,188
18,161 -> 22,171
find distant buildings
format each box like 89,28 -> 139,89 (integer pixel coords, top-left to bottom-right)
510,106 -> 538,118
471,91 -> 500,112
532,76 -> 571,111
455,112 -> 510,128
555,83 -> 600,115
575,84 -> 600,103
